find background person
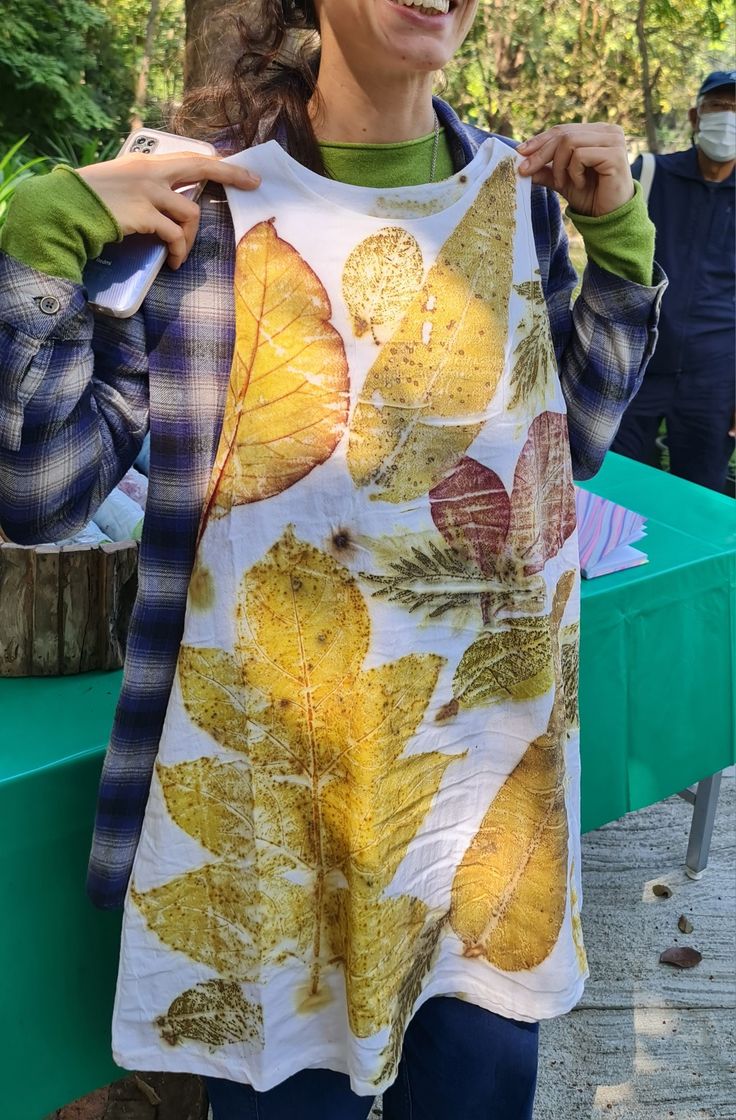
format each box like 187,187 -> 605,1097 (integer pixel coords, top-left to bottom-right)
612,70 -> 736,493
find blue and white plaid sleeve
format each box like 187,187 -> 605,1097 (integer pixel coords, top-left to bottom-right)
532,186 -> 667,479
0,251 -> 150,543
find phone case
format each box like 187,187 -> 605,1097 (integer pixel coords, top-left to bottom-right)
82,129 -> 216,319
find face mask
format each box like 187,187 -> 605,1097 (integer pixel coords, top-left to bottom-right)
695,110 -> 736,162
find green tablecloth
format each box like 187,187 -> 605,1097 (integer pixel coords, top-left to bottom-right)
1,452 -> 735,1118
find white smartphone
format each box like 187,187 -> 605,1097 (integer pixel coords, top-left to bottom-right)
82,128 -> 217,318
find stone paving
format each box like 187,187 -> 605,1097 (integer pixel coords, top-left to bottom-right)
51,773 -> 735,1120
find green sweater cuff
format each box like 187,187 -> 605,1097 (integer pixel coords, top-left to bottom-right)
0,165 -> 122,283
567,181 -> 656,287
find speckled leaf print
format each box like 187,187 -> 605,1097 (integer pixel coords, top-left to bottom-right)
508,411 -> 577,575
347,157 -> 517,502
156,981 -> 263,1050
137,529 -> 462,1046
132,862 -> 262,980
449,572 -> 575,970
342,227 -> 424,343
508,277 -> 556,411
561,623 -> 580,729
200,219 -> 349,530
360,534 -> 545,624
437,613 -> 555,722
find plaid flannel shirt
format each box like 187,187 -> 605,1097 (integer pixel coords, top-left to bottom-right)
0,99 -> 666,909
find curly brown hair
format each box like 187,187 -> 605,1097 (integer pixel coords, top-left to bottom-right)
174,1 -> 325,173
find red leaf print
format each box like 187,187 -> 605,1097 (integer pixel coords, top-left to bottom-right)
430,458 -> 511,624
508,412 -> 576,575
430,457 -> 511,567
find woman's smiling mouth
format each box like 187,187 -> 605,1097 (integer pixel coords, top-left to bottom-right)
387,0 -> 454,24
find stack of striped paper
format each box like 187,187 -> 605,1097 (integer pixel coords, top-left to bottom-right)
575,487 -> 648,579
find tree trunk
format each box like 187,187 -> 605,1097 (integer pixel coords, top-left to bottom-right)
635,0 -> 660,153
131,0 -> 162,130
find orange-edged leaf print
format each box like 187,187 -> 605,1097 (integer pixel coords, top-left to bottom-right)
347,157 -> 517,503
507,411 -> 577,575
156,980 -> 264,1050
449,571 -> 575,970
199,219 -> 349,532
342,227 -> 425,343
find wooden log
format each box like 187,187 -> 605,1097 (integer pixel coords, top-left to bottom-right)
99,541 -> 139,671
0,543 -> 36,676
59,544 -> 98,675
0,539 -> 138,677
31,545 -> 62,675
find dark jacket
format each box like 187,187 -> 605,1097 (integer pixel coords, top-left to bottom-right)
632,147 -> 735,380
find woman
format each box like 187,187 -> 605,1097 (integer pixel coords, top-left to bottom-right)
0,1 -> 663,1117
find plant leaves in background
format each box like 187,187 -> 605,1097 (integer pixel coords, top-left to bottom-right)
200,220 -> 349,529
508,277 -> 556,412
449,570 -> 574,970
342,227 -> 424,343
156,980 -> 264,1049
348,158 -> 517,502
508,411 -> 577,575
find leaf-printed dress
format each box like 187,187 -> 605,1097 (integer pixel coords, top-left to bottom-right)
112,138 -> 588,1095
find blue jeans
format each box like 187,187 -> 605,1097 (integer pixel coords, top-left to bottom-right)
204,996 -> 540,1119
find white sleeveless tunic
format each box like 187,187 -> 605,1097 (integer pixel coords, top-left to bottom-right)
112,138 -> 588,1095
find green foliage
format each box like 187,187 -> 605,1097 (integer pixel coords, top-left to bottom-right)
443,0 -> 734,146
0,0 -> 116,146
0,138 -> 48,229
0,0 -> 185,153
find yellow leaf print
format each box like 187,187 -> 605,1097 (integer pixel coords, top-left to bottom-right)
347,157 -> 517,502
342,227 -> 424,343
131,862 -> 260,980
569,858 -> 588,975
136,529 -> 463,1046
449,571 -> 575,970
157,758 -> 254,860
200,219 -> 349,530
156,980 -> 263,1050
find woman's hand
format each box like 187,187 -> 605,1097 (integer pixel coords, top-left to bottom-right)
77,153 -> 260,269
517,124 -> 634,217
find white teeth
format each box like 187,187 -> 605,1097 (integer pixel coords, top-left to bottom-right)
395,0 -> 451,14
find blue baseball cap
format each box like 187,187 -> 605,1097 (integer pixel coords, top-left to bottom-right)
698,71 -> 736,98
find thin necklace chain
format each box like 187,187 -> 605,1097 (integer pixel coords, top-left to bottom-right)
430,110 -> 440,183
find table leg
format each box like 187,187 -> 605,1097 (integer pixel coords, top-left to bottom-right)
676,771 -> 724,879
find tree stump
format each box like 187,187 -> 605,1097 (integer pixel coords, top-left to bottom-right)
0,540 -> 138,676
